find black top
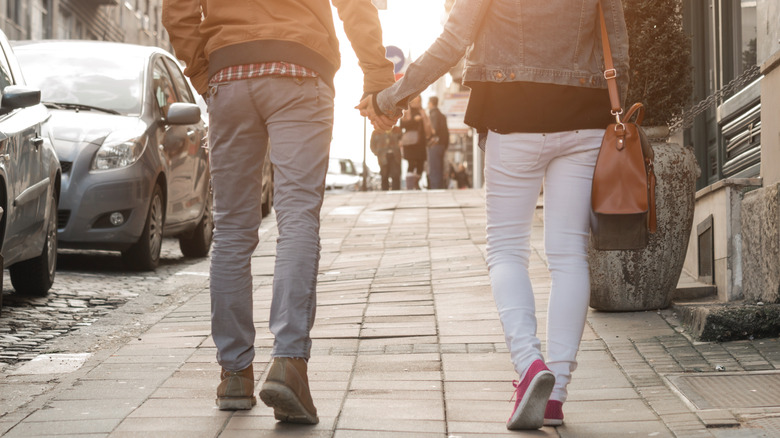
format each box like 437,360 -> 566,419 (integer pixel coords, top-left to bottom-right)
400,107 -> 427,148
464,81 -> 613,134
429,107 -> 450,148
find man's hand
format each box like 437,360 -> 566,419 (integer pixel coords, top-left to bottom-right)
356,95 -> 400,132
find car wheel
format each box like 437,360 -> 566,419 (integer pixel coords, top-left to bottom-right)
9,192 -> 57,296
122,185 -> 164,271
179,188 -> 213,257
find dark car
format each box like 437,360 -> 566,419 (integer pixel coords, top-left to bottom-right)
0,30 -> 61,314
13,40 -> 211,271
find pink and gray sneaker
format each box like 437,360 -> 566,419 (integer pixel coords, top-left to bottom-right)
507,359 -> 556,430
543,400 -> 564,426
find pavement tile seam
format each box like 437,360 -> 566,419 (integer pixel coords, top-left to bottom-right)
8,191 -> 780,437
590,328 -> 716,437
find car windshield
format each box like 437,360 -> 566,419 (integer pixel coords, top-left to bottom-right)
15,46 -> 145,116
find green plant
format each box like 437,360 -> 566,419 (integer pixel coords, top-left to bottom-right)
622,0 -> 692,127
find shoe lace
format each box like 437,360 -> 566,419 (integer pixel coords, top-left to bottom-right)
509,380 -> 520,402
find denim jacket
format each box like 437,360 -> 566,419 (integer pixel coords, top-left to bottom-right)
376,0 -> 629,116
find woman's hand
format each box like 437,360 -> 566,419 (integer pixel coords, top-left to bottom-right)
356,95 -> 399,131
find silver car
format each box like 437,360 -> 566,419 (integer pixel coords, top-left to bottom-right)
13,41 -> 211,271
0,30 -> 61,313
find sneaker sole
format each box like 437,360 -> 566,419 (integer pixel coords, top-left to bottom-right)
259,382 -> 319,424
215,396 -> 256,410
544,418 -> 564,427
507,370 -> 555,430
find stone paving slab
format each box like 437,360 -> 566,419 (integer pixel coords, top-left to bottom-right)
2,190 -> 779,437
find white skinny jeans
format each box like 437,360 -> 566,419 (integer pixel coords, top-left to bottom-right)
484,129 -> 603,403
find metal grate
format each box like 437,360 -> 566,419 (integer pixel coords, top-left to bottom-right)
57,210 -> 70,229
745,417 -> 780,435
669,372 -> 780,410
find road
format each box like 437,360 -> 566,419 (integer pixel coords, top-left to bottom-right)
0,236 -> 222,367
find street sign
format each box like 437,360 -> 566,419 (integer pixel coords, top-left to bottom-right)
385,45 -> 405,74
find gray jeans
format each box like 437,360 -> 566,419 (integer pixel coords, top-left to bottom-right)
206,75 -> 334,371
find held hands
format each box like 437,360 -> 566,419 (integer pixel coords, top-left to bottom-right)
356,95 -> 400,132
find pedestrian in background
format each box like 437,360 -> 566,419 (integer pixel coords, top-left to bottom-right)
163,0 -> 395,425
370,127 -> 403,190
427,96 -> 450,189
453,162 -> 471,189
399,95 -> 432,190
359,0 -> 629,430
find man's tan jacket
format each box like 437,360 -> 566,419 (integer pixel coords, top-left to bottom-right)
162,0 -> 395,95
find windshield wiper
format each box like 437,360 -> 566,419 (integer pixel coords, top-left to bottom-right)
43,102 -> 120,115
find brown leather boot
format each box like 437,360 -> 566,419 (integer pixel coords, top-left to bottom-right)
216,364 -> 256,410
259,357 -> 318,424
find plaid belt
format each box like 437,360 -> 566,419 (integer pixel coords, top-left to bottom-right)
209,62 -> 319,84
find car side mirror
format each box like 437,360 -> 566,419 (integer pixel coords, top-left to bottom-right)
1,85 -> 41,110
166,102 -> 201,125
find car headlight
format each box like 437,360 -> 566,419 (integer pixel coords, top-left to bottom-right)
92,136 -> 147,170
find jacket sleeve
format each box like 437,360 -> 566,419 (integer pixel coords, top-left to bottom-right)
332,0 -> 396,95
602,0 -> 630,108
376,0 -> 494,116
162,0 -> 210,95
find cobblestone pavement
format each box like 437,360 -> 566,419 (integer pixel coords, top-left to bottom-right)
0,239 -> 208,365
652,310 -> 780,374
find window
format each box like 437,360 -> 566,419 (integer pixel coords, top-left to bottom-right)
14,44 -> 145,115
738,0 -> 757,74
6,0 -> 21,25
0,50 -> 15,89
30,0 -> 50,40
57,9 -> 72,39
685,0 -> 761,187
152,58 -> 177,118
163,58 -> 194,104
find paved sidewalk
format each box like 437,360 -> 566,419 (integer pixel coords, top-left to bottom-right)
2,190 -> 779,437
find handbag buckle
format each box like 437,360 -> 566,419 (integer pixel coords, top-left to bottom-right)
604,69 -> 617,80
611,108 -> 624,124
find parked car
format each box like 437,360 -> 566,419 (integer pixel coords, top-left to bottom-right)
325,157 -> 361,191
0,30 -> 61,314
12,40 -> 211,271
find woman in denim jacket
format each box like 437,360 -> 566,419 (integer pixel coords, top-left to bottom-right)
359,0 -> 629,430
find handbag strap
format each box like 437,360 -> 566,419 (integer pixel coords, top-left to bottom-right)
598,1 -> 623,119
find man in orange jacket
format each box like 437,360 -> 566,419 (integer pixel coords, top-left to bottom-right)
163,0 -> 395,424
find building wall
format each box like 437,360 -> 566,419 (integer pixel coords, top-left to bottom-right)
763,58 -> 780,186
756,0 -> 779,63
682,0 -> 779,305
0,0 -> 169,51
757,0 -> 780,186
683,179 -> 761,302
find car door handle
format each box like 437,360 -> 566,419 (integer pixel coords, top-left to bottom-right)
32,136 -> 43,149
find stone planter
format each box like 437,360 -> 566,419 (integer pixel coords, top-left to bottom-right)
588,141 -> 700,311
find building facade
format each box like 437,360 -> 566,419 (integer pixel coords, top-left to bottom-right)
681,0 -> 780,304
0,0 -> 170,50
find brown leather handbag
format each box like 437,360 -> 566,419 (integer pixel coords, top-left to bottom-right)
591,1 -> 657,250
